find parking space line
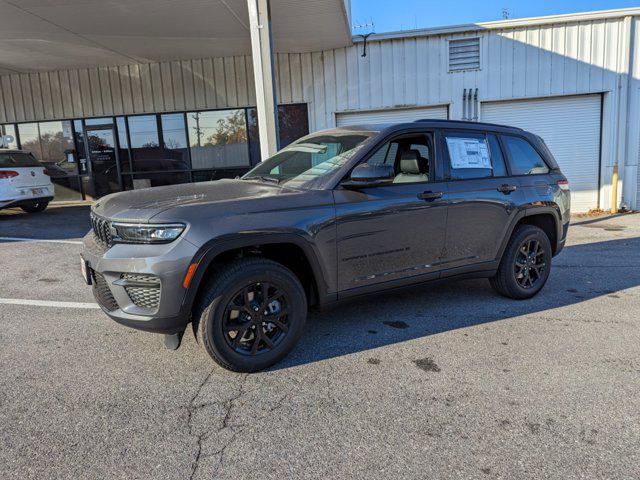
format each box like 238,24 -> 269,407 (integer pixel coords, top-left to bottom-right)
0,236 -> 83,245
0,298 -> 99,309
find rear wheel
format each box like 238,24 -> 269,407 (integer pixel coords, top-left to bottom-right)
490,225 -> 552,299
20,201 -> 49,213
193,258 -> 307,372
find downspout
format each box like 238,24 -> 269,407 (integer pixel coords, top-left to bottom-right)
612,16 -> 635,213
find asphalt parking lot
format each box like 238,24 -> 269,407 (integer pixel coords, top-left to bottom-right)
1,204 -> 639,479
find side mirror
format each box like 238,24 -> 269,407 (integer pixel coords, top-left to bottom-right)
343,163 -> 394,188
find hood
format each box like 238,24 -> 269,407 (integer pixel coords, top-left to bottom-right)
92,178 -> 300,222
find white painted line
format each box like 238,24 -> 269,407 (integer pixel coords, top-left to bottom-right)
0,298 -> 100,309
0,236 -> 82,245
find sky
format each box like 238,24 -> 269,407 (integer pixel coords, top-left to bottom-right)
350,0 -> 640,33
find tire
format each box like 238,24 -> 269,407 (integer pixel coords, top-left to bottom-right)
20,201 -> 49,213
490,225 -> 552,300
193,258 -> 307,372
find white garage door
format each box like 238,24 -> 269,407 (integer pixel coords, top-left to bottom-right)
482,94 -> 602,213
336,105 -> 448,127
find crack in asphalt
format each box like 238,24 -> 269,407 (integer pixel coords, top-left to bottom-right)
186,372 -> 250,480
187,368 -> 216,480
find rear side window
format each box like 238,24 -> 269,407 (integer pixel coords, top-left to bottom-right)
0,152 -> 41,168
444,132 -> 498,180
501,135 -> 549,175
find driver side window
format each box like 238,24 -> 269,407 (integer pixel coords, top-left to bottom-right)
365,134 -> 432,184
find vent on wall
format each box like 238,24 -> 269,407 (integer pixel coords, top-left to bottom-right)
448,37 -> 480,72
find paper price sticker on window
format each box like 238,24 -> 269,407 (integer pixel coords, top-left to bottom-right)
446,137 -> 491,169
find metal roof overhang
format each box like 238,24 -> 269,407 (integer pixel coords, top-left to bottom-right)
0,0 -> 352,74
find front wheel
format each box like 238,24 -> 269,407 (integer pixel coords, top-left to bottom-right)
194,258 -> 307,372
20,201 -> 49,213
490,225 -> 552,299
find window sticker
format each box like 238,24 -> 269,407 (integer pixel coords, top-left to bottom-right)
446,137 -> 491,169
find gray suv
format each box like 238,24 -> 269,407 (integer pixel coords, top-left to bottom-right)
81,120 -> 570,372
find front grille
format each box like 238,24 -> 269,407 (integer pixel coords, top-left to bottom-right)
121,273 -> 161,310
92,271 -> 119,311
90,212 -> 113,249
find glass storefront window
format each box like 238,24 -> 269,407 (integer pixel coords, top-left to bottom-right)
18,121 -> 82,200
85,117 -> 113,126
187,109 -> 250,169
161,113 -> 190,167
247,103 -> 310,164
123,172 -> 190,190
0,124 -> 18,149
127,114 -> 189,172
17,123 -> 42,160
116,116 -> 131,172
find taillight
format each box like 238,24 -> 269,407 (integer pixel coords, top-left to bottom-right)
557,180 -> 569,190
43,169 -> 53,176
0,171 -> 19,179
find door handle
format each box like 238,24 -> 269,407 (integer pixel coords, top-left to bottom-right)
417,191 -> 443,201
497,184 -> 517,194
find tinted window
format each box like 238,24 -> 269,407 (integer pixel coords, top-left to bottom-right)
161,113 -> 190,167
247,104 -> 310,164
501,135 -> 549,175
187,110 -> 250,169
0,152 -> 41,167
487,134 -> 508,177
444,132 -> 493,180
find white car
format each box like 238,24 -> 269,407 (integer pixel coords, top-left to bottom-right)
0,149 -> 55,213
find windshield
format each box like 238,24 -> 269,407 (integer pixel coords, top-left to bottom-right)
243,132 -> 374,188
0,152 -> 41,168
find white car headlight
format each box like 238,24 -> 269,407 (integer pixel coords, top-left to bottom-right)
112,223 -> 185,244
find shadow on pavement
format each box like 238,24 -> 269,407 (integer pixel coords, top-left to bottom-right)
0,204 -> 90,240
275,236 -> 640,370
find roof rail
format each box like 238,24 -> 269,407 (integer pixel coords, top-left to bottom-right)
413,118 -> 523,130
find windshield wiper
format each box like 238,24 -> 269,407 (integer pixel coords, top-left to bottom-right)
250,175 -> 281,184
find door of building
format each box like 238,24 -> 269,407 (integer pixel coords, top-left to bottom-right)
85,125 -> 122,198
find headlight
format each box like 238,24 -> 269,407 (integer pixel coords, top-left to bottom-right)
112,223 -> 185,244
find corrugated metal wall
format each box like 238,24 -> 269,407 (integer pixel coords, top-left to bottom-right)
0,14 -> 638,208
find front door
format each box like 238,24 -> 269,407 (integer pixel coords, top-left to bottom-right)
334,132 -> 448,293
85,126 -> 121,198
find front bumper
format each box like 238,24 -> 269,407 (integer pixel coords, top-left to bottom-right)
81,232 -> 199,334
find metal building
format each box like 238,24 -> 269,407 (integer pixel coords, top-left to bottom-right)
0,4 -> 638,213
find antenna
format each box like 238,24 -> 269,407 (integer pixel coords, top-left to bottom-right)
353,20 -> 375,57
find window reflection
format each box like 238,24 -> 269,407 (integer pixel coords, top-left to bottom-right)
161,113 -> 189,167
18,121 -> 82,200
128,114 -> 189,172
0,124 -> 18,148
187,110 -> 249,169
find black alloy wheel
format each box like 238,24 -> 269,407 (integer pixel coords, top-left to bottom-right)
514,238 -> 547,289
222,282 -> 290,356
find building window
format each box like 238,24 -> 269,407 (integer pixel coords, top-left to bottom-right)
18,121 -> 82,200
0,124 -> 18,149
247,103 -> 310,162
187,109 -> 250,169
448,37 -> 480,72
161,113 -> 190,167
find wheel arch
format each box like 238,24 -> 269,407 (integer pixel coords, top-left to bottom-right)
180,233 -> 332,317
497,206 -> 563,262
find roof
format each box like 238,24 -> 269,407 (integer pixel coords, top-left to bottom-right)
333,119 -> 525,134
0,0 -> 352,74
354,7 -> 640,43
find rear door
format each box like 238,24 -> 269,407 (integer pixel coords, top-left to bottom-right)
439,130 -> 525,272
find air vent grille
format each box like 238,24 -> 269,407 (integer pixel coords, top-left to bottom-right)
449,37 -> 480,72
